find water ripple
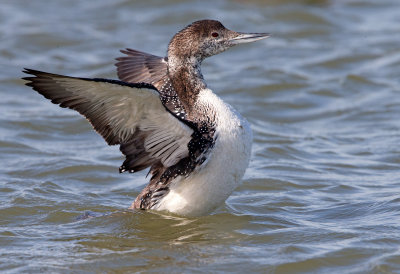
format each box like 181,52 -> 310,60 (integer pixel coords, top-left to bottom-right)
1,0 -> 400,272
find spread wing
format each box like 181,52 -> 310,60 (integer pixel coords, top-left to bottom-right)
115,48 -> 167,90
22,69 -> 193,173
115,48 -> 188,120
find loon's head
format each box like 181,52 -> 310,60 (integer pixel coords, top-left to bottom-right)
167,19 -> 269,65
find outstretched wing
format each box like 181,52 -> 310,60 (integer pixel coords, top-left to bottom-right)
116,48 -> 189,121
115,48 -> 167,90
23,69 -> 193,173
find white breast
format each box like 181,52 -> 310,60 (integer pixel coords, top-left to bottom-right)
154,89 -> 253,216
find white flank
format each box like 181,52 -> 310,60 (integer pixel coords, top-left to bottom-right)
154,89 -> 253,216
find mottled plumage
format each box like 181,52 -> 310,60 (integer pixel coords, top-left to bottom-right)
23,20 -> 269,216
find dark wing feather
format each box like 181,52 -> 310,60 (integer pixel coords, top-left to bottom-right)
115,48 -> 167,90
23,69 -> 193,173
115,49 -> 189,122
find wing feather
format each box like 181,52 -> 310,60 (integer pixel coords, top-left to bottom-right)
23,69 -> 193,172
115,48 -> 167,89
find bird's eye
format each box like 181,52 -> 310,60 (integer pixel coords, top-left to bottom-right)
211,32 -> 219,38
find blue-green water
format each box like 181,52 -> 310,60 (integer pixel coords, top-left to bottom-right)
1,0 -> 400,272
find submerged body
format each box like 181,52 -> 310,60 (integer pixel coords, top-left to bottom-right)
23,20 -> 268,216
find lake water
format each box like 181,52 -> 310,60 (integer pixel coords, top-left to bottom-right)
1,0 -> 400,272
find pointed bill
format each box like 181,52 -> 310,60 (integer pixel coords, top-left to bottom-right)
229,32 -> 270,45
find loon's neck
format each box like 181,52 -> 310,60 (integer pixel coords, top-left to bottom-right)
167,55 -> 207,114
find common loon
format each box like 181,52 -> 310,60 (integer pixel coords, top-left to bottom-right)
23,20 -> 269,216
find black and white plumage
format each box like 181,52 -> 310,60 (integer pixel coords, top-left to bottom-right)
23,20 -> 269,216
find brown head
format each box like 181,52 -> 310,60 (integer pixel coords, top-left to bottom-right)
167,19 -> 269,66
166,20 -> 269,113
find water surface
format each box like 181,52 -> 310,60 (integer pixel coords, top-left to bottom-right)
1,0 -> 400,272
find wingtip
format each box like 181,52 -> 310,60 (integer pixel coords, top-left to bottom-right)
22,68 -> 34,75
21,76 -> 33,84
115,56 -> 124,63
119,48 -> 146,56
120,48 -> 130,55
115,48 -> 132,64
21,69 -> 49,87
22,68 -> 38,85
22,68 -> 46,77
